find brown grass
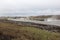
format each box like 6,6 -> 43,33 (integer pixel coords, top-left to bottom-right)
0,22 -> 60,40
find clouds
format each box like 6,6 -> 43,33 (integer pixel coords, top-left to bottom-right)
16,0 -> 60,8
0,0 -> 60,16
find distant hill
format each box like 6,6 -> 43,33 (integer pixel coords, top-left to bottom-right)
29,15 -> 60,21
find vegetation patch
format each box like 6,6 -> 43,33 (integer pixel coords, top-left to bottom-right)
0,22 -> 60,40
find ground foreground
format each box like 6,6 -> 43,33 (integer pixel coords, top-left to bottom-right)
0,22 -> 60,40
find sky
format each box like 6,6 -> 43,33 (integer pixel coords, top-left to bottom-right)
0,0 -> 60,16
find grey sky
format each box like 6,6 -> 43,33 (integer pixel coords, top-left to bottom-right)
0,0 -> 60,16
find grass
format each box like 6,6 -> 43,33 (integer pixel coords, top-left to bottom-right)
0,22 -> 60,40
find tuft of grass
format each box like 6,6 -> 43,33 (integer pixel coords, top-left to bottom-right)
0,22 -> 60,40
20,27 -> 60,40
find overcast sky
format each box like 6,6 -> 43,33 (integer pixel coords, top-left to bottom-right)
0,0 -> 60,16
